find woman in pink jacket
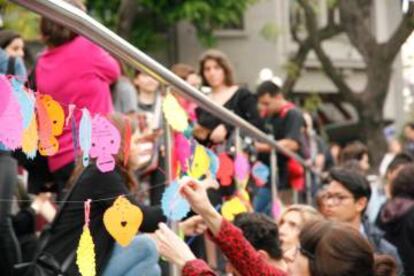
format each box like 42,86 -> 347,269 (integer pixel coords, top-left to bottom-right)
34,0 -> 120,198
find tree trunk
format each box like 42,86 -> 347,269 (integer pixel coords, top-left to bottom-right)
116,0 -> 140,39
356,61 -> 392,169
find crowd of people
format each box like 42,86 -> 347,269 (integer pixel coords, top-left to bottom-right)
0,0 -> 414,275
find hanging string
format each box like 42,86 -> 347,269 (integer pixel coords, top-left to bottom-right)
84,199 -> 91,227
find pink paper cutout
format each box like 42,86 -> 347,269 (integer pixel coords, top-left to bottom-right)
0,75 -> 11,117
0,75 -> 23,149
174,133 -> 191,172
234,153 -> 250,182
90,115 -> 121,172
66,104 -> 76,127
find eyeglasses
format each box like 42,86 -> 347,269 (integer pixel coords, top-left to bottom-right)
321,193 -> 353,205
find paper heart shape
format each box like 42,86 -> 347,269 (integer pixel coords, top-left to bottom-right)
103,196 -> 143,247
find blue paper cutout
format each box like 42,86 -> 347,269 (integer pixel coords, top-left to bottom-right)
206,149 -> 220,179
161,180 -> 191,221
79,108 -> 92,167
11,78 -> 34,129
71,115 -> 78,161
252,161 -> 270,186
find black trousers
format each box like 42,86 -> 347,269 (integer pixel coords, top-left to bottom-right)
0,152 -> 22,276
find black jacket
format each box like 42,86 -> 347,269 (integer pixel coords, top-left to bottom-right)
362,219 -> 404,275
376,198 -> 414,275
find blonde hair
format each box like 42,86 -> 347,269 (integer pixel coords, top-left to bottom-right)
279,204 -> 322,228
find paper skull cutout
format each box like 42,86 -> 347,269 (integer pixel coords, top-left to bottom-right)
90,115 -> 121,172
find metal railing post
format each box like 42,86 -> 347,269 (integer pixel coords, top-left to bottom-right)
270,147 -> 279,218
162,86 -> 180,276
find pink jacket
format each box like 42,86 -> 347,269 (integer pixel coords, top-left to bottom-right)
36,36 -> 120,172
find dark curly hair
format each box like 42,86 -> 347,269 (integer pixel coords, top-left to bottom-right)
233,213 -> 282,260
391,163 -> 414,199
40,0 -> 86,47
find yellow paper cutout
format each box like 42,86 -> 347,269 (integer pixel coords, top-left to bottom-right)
188,145 -> 210,179
103,196 -> 143,247
40,95 -> 65,136
22,116 -> 38,157
221,190 -> 251,221
76,226 -> 96,276
162,93 -> 189,132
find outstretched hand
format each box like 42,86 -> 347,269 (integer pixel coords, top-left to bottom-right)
180,178 -> 223,236
154,223 -> 196,269
179,215 -> 208,236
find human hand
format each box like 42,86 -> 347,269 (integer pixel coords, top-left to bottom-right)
154,223 -> 196,269
179,215 -> 207,236
210,124 -> 227,144
180,178 -> 215,216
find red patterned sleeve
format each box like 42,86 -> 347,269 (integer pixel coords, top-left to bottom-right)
209,219 -> 287,276
182,259 -> 216,276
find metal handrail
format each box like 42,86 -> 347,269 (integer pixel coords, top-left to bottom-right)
10,0 -> 319,176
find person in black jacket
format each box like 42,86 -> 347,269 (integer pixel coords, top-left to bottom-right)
320,167 -> 404,274
377,163 -> 414,275
23,114 -> 205,276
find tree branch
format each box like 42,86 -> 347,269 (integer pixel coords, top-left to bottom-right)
282,23 -> 343,94
297,0 -> 355,101
381,2 -> 414,62
338,0 -> 378,61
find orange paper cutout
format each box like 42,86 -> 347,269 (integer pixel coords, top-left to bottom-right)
103,196 -> 143,247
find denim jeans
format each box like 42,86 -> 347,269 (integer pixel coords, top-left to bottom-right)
0,152 -> 22,276
253,187 -> 272,216
102,234 -> 161,276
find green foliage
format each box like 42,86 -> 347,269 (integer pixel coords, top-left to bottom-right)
303,94 -> 322,113
87,0 -> 256,49
1,2 -> 40,41
260,22 -> 280,42
284,61 -> 301,79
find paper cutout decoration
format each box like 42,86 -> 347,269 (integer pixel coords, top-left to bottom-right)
217,153 -> 234,186
22,116 -> 39,159
221,190 -> 250,221
0,75 -> 11,116
36,95 -> 64,156
234,153 -> 250,182
79,108 -> 92,167
206,149 -> 220,179
76,199 -> 96,276
188,144 -> 210,179
89,115 -> 121,173
251,161 -> 270,187
174,133 -> 191,173
161,179 -> 191,221
11,78 -> 35,129
272,197 -> 282,220
0,75 -> 24,150
221,196 -> 248,221
103,196 -> 143,247
162,93 -> 189,132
